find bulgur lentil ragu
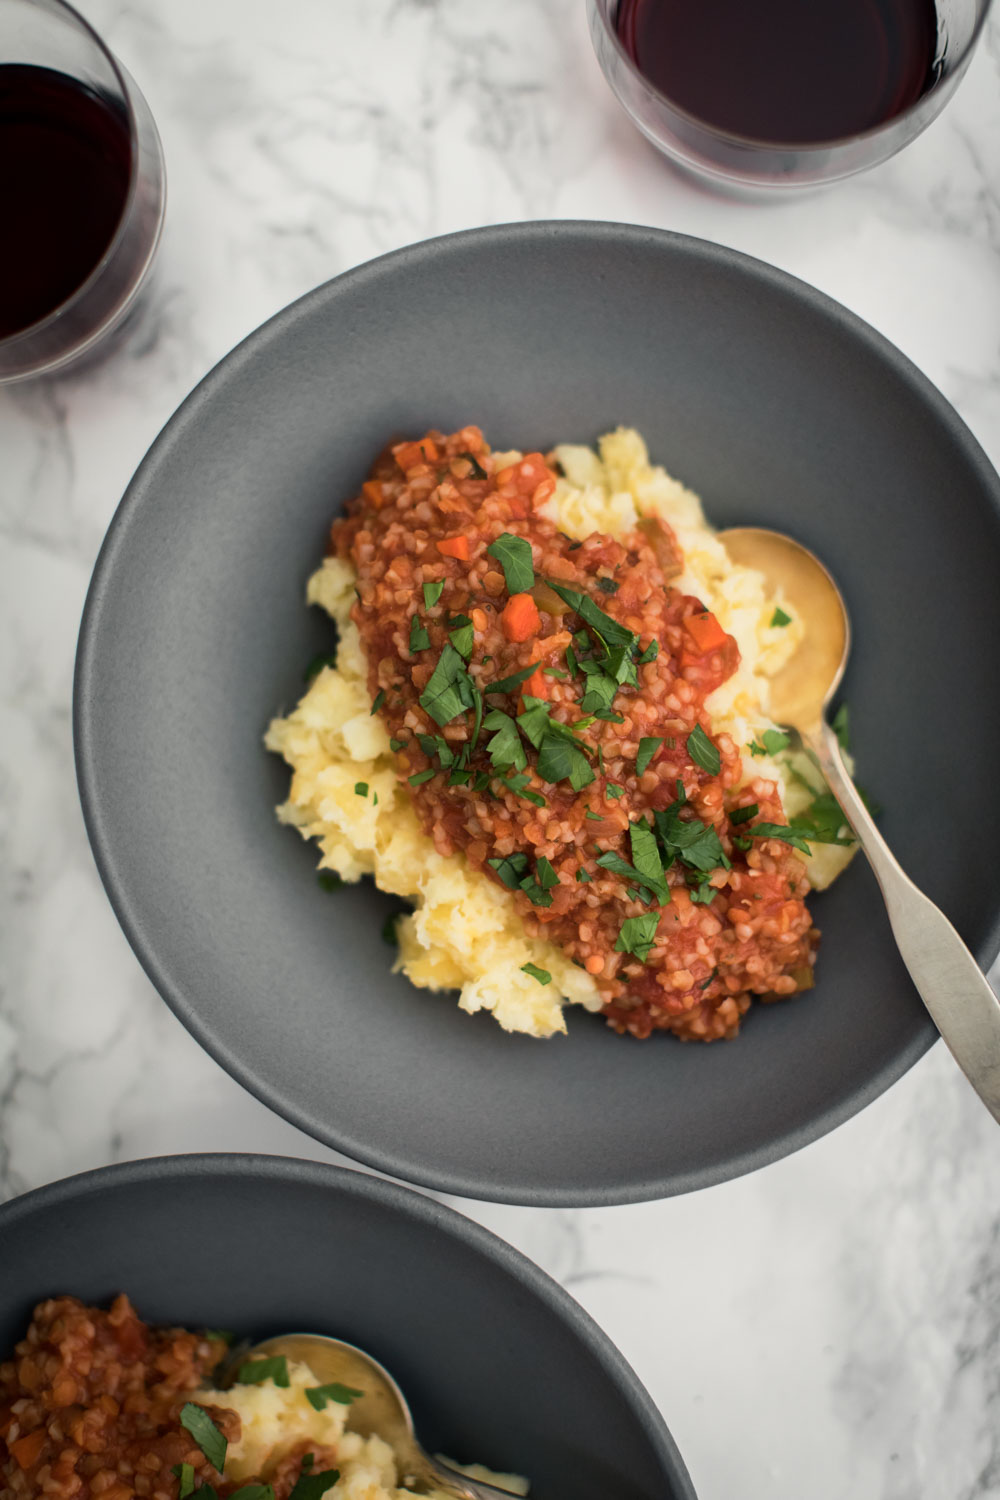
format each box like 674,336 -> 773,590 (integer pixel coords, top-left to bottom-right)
331,427 -> 819,1042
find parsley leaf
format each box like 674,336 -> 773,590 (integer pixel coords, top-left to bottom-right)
729,803 -> 759,826
408,768 -> 435,785
687,724 -> 721,775
749,822 -> 813,854
423,580 -> 444,609
535,856 -> 559,888
237,1356 -> 290,1388
484,709 -> 527,772
500,773 -> 546,807
832,703 -> 850,753
370,690 -> 385,715
354,782 -> 368,797
636,737 -> 662,777
606,783 -> 625,799
615,912 -> 660,963
179,1405 -> 227,1473
637,639 -> 659,665
488,663 -> 538,695
306,1383 -> 364,1411
389,737 -> 407,752
749,728 -> 790,757
409,615 -> 430,652
629,820 -> 670,901
576,868 -> 592,882
448,614 -> 474,659
521,962 -> 552,985
536,732 -> 594,790
172,1464 -> 196,1499
289,1463 -> 341,1500
488,852 -> 530,889
419,644 -> 475,726
487,533 -> 535,593
547,582 -> 638,653
770,606 -> 792,627
597,577 -> 619,594
304,653 -> 337,681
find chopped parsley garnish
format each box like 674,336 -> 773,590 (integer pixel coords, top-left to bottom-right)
423,580 -> 444,609
500,773 -> 546,807
408,768 -> 436,785
787,789 -> 854,846
547,582 -> 637,653
729,803 -> 759,826
409,615 -> 430,652
173,1464 -> 196,1499
636,737 -> 662,777
585,809 -> 602,820
687,724 -> 721,776
615,912 -> 660,963
832,702 -> 850,753
306,1383 -> 364,1411
629,820 -> 670,900
382,914 -> 399,946
317,871 -> 342,893
536,731 -> 594,791
289,1465 -> 340,1500
448,613 -> 474,658
304,654 -> 337,681
521,962 -> 552,985
488,852 -> 530,889
459,451 -> 488,480
237,1355 -> 290,1388
636,639 -> 659,665
749,728 -> 791,757
653,799 -> 729,873
687,874 -> 718,905
487,532 -> 535,593
488,663 -> 538,695
597,577 -> 619,594
484,709 -> 527,772
370,689 -> 385,715
770,606 -> 792,627
596,846 -> 668,906
535,856 -> 559,888
389,737 -> 407,752
699,968 -> 718,991
565,646 -> 579,676
419,643 -> 476,726
418,733 -> 454,767
179,1404 -> 227,1473
606,783 -> 625,799
749,822 -> 812,854
576,868 -> 592,882
544,666 -> 569,679
354,782 -> 369,797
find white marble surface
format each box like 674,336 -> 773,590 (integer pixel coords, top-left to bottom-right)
3,1 -> 1000,1495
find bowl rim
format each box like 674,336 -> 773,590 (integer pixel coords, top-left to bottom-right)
0,1152 -> 697,1498
73,219 -> 1000,1206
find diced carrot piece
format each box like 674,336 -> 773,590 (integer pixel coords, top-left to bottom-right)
519,667 -> 548,701
10,1430 -> 46,1470
362,480 -> 384,506
437,536 -> 470,561
684,611 -> 728,653
393,437 -> 438,472
501,593 -> 541,643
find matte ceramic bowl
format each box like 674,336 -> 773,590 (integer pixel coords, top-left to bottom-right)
0,1155 -> 693,1500
74,221 -> 1000,1206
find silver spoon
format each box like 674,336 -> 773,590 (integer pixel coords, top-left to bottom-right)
221,1333 -> 520,1500
720,526 -> 1000,1122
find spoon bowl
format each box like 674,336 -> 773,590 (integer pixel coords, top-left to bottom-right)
720,525 -> 1000,1125
222,1333 -> 518,1500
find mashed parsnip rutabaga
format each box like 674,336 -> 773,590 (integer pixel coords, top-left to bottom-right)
267,427 -> 856,1042
0,1297 -> 527,1500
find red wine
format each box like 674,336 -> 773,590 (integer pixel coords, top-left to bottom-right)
0,64 -> 132,340
616,0 -> 939,145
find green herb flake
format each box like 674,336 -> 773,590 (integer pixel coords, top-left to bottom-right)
419,643 -> 476,727
488,852 -> 530,889
354,782 -> 369,797
488,663 -> 537,696
750,822 -> 813,855
179,1404 -> 227,1473
729,803 -> 759,826
614,912 -> 661,963
306,1383 -> 364,1411
536,732 -> 594,791
629,819 -> 670,901
687,724 -> 721,776
487,532 -> 535,593
576,868 -> 592,883
565,646 -> 579,677
408,768 -> 435,785
289,1468 -> 340,1500
389,737 -> 408,752
229,1487 -> 275,1500
370,689 -> 386,715
699,968 -> 718,991
749,728 -> 791,758
544,666 -> 569,679
458,451 -> 488,480
448,613 -> 475,659
585,809 -> 602,821
304,654 -> 337,682
484,708 -> 527,772
637,639 -> 659,665
172,1464 -> 197,1499
770,606 -> 792,628
423,580 -> 445,609
409,615 -> 430,653
535,856 -> 559,889
382,914 -> 400,946
548,582 -> 638,654
521,962 -> 552,986
606,783 -> 625,800
237,1355 -> 290,1388
597,577 -> 619,594
636,737 -> 663,777
317,871 -> 342,893
501,773 -> 546,808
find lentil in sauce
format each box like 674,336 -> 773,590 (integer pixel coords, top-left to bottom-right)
332,426 -> 818,1042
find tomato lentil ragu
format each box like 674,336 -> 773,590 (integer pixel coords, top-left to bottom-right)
330,426 -> 818,1043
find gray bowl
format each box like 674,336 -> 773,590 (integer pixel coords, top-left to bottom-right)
74,221 -> 1000,1206
0,1155 -> 692,1499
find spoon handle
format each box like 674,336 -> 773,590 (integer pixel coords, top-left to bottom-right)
806,719 -> 1000,1122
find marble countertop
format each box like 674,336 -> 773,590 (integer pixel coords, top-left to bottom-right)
3,2 -> 1000,1496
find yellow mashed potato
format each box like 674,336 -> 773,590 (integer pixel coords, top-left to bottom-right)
265,428 -> 854,1039
203,1360 -> 526,1499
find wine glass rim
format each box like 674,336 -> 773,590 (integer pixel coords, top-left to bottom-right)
0,0 -> 145,354
590,0 -> 995,154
